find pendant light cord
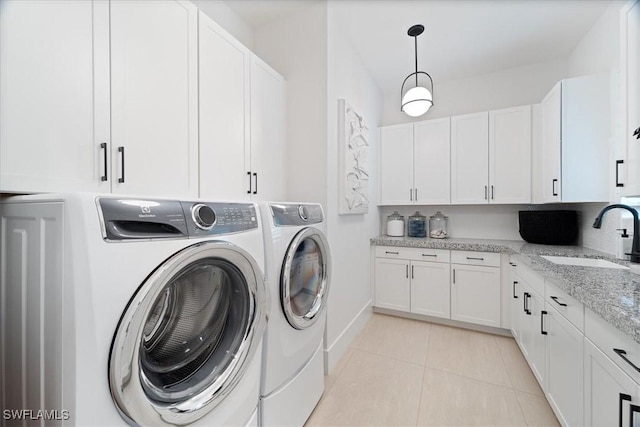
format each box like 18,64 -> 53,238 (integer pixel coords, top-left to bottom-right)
414,35 -> 418,87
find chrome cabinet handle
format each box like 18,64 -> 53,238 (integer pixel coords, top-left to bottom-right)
552,179 -> 558,196
410,188 -> 413,201
484,185 -> 488,200
422,254 -> 437,257
247,171 -> 252,194
550,296 -> 567,307
466,257 -> 484,261
406,264 -> 409,278
491,185 -> 494,200
513,281 -> 518,299
415,188 -> 418,201
385,251 -> 399,255
541,310 -> 547,335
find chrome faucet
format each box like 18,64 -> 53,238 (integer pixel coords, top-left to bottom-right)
593,204 -> 640,263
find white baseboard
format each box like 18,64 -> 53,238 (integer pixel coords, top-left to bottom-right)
323,300 -> 372,374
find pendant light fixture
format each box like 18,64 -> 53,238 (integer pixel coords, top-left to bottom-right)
401,24 -> 433,117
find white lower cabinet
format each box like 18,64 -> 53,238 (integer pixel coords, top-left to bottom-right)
374,257 -> 411,312
518,282 -> 546,388
584,338 -> 640,427
450,263 -> 500,327
546,303 -> 584,427
410,261 -> 450,318
374,247 -> 452,321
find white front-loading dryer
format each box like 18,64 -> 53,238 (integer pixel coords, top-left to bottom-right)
0,193 -> 269,426
258,203 -> 330,427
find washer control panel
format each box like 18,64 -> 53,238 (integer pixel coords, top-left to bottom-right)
97,197 -> 258,241
183,202 -> 258,237
271,203 -> 324,226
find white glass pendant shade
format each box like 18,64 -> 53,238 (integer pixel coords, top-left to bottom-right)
401,86 -> 433,117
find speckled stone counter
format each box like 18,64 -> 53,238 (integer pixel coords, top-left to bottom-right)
371,236 -> 640,344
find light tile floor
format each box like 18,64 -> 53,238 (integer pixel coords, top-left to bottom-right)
306,313 -> 559,427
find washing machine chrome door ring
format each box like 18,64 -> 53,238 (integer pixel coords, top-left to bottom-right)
281,227 -> 331,330
109,241 -> 268,426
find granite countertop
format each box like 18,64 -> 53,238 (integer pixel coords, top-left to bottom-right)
371,235 -> 640,344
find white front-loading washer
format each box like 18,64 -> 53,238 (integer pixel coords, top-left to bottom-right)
0,193 -> 269,426
258,202 -> 330,427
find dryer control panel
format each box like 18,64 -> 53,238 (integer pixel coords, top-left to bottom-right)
97,197 -> 258,241
270,203 -> 324,226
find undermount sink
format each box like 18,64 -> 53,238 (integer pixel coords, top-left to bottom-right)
541,255 -> 629,270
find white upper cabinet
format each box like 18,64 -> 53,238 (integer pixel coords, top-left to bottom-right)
110,0 -> 198,198
199,11 -> 251,200
489,106 -> 531,204
199,13 -> 287,201
0,0 -> 110,193
535,74 -> 610,203
379,124 -> 414,205
249,56 -> 287,201
1,0 -> 199,197
413,118 -> 451,204
621,0 -> 640,196
539,82 -> 562,203
451,112 -> 489,204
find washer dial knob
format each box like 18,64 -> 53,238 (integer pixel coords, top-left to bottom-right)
298,205 -> 309,221
192,204 -> 216,230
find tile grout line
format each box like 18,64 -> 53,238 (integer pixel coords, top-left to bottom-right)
413,328 -> 432,426
493,335 -> 531,426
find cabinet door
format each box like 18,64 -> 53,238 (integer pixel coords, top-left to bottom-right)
450,263 -> 500,327
584,338 -> 640,427
374,258 -> 410,312
546,304 -> 583,427
623,0 -> 640,196
540,82 -> 562,203
379,125 -> 414,205
110,0 -> 198,197
413,118 -> 451,204
0,0 -> 110,193
510,272 -> 522,343
451,112 -> 489,204
250,55 -> 287,201
489,106 -> 531,204
199,11 -> 250,200
410,261 -> 450,319
529,290 -> 547,389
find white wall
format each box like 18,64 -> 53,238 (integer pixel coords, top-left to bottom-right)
324,2 -> 383,372
254,2 -> 383,373
382,58 -> 568,126
192,0 -> 254,49
253,3 -> 328,205
380,205 -> 525,241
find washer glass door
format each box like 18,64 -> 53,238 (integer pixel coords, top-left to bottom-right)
109,242 -> 267,426
281,228 -> 331,330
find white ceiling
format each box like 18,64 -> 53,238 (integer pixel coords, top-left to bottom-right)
227,0 -> 613,96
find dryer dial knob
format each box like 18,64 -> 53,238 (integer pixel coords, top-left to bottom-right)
298,205 -> 309,221
192,204 -> 216,230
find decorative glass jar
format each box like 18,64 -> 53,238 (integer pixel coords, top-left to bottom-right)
408,211 -> 427,237
429,211 -> 449,239
386,211 -> 405,237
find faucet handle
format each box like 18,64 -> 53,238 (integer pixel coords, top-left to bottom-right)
617,228 -> 630,238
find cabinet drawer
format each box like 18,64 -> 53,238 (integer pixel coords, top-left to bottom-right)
545,280 -> 584,331
375,246 -> 413,259
451,250 -> 500,267
405,248 -> 450,263
509,256 -> 544,296
585,308 -> 640,383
